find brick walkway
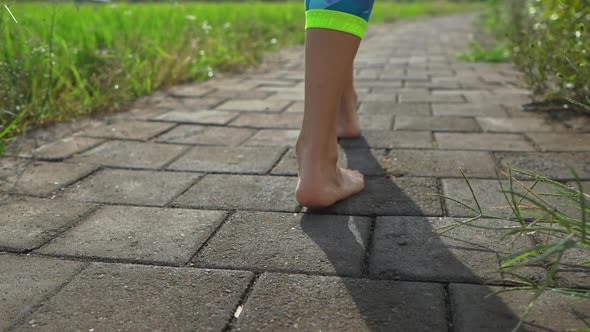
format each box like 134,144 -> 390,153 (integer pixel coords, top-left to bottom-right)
1,14 -> 589,331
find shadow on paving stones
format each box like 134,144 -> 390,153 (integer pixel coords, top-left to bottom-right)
299,136 -> 525,332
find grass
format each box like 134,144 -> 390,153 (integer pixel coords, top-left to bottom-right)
0,1 -> 486,152
457,41 -> 510,63
440,169 -> 589,331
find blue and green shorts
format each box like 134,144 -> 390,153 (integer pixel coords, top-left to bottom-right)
305,0 -> 375,39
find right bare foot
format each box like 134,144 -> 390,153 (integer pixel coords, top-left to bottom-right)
337,90 -> 361,138
295,141 -> 365,208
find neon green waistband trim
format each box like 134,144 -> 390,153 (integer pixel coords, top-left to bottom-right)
305,9 -> 368,39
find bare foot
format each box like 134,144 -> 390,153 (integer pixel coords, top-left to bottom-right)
295,140 -> 365,208
337,90 -> 361,138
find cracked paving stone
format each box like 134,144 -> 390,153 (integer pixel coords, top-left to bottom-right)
237,273 -> 447,331
38,206 -> 226,265
0,254 -> 84,331
167,145 -> 286,174
173,174 -> 299,212
64,169 -> 201,206
370,217 -> 534,282
194,212 -> 371,275
0,198 -> 95,252
13,263 -> 253,331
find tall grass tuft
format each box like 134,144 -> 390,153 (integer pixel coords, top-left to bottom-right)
440,169 -> 589,331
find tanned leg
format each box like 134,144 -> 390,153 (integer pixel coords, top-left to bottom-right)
337,63 -> 361,138
295,28 -> 365,208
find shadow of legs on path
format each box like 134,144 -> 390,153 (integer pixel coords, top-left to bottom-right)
300,136 -> 524,331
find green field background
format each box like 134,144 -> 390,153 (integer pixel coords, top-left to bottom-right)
0,1 -> 485,143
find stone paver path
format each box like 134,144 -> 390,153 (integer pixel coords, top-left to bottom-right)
2,14 -> 589,331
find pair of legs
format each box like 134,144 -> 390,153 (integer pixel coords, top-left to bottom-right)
296,1 -> 374,208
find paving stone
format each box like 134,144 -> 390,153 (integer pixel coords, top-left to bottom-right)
0,254 -> 84,331
339,130 -> 432,149
555,247 -> 590,288
0,159 -> 98,195
435,133 -> 535,151
271,148 -> 385,176
238,273 -> 447,331
359,102 -> 432,116
179,97 -> 226,110
14,263 -> 253,331
166,84 -> 213,98
384,149 -> 498,177
399,93 -> 465,104
405,80 -> 461,89
394,116 -> 480,132
78,121 -> 174,141
361,93 -> 397,102
71,141 -> 186,169
173,174 -> 299,212
355,80 -> 403,88
204,78 -> 260,91
477,117 -> 568,133
433,104 -> 509,117
0,198 -> 95,252
108,107 -> 169,121
206,89 -> 271,99
450,283 -> 590,332
64,169 -> 200,206
32,137 -> 104,161
216,99 -> 290,112
243,129 -> 300,147
230,113 -> 302,129
370,217 -> 533,282
358,113 -> 394,130
154,110 -> 238,125
195,212 -> 370,275
156,125 -> 254,146
167,146 -> 285,174
528,133 -> 590,152
380,74 -> 430,81
39,206 -> 226,265
495,152 -> 590,180
318,177 -> 442,216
